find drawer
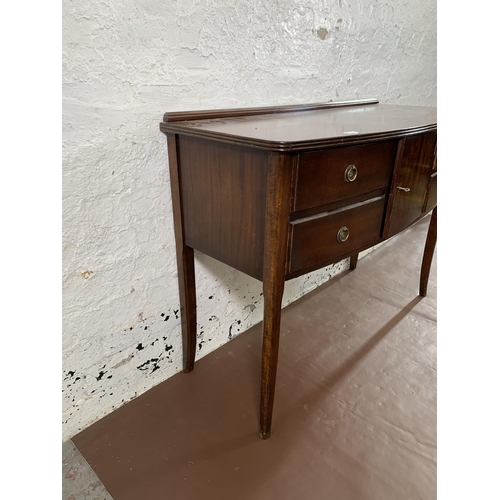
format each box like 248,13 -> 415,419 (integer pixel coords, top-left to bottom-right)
289,196 -> 386,274
293,141 -> 397,212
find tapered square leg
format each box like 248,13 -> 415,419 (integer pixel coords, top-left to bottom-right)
177,246 -> 197,372
420,207 -> 437,297
258,153 -> 294,439
167,134 -> 197,372
259,278 -> 285,439
350,253 -> 359,270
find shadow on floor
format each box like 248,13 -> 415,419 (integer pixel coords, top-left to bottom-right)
67,216 -> 437,500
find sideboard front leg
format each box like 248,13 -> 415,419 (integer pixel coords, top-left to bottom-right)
260,272 -> 286,439
167,134 -> 197,373
259,153 -> 294,439
419,207 -> 437,297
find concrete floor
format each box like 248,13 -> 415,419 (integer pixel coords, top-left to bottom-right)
63,215 -> 436,500
62,440 -> 113,500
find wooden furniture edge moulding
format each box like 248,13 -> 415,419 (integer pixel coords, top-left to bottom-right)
160,99 -> 437,439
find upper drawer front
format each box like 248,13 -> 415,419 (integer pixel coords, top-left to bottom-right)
294,141 -> 397,212
289,196 -> 386,275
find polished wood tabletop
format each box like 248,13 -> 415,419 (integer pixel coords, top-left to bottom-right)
161,101 -> 437,151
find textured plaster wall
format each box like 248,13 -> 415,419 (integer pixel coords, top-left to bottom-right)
62,0 -> 436,440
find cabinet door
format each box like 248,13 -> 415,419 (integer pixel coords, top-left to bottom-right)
385,131 -> 437,238
423,149 -> 437,213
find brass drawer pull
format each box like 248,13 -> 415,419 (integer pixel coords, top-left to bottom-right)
337,226 -> 349,243
344,164 -> 358,182
397,186 -> 411,192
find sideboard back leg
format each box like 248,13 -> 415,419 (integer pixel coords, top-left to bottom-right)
350,253 -> 359,270
167,134 -> 197,373
419,207 -> 437,297
177,246 -> 197,373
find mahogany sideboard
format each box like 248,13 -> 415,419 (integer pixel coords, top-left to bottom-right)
160,99 -> 437,439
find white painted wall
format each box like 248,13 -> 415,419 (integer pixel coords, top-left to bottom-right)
62,0 -> 436,441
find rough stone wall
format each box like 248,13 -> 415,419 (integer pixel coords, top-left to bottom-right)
62,0 -> 436,440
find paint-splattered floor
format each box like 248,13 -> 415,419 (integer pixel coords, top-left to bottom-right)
64,215 -> 436,500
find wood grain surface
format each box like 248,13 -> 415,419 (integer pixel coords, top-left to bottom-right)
161,102 -> 437,152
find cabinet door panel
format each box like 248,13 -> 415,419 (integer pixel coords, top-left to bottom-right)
423,171 -> 437,213
385,131 -> 437,238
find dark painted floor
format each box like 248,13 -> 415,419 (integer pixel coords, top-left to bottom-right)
71,215 -> 436,500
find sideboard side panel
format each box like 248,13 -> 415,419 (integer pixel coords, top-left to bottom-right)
177,135 -> 268,281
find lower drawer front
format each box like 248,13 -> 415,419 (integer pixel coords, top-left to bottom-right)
289,197 -> 386,274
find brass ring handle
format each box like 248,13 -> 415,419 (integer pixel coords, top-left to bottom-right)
337,226 -> 349,243
344,164 -> 357,182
